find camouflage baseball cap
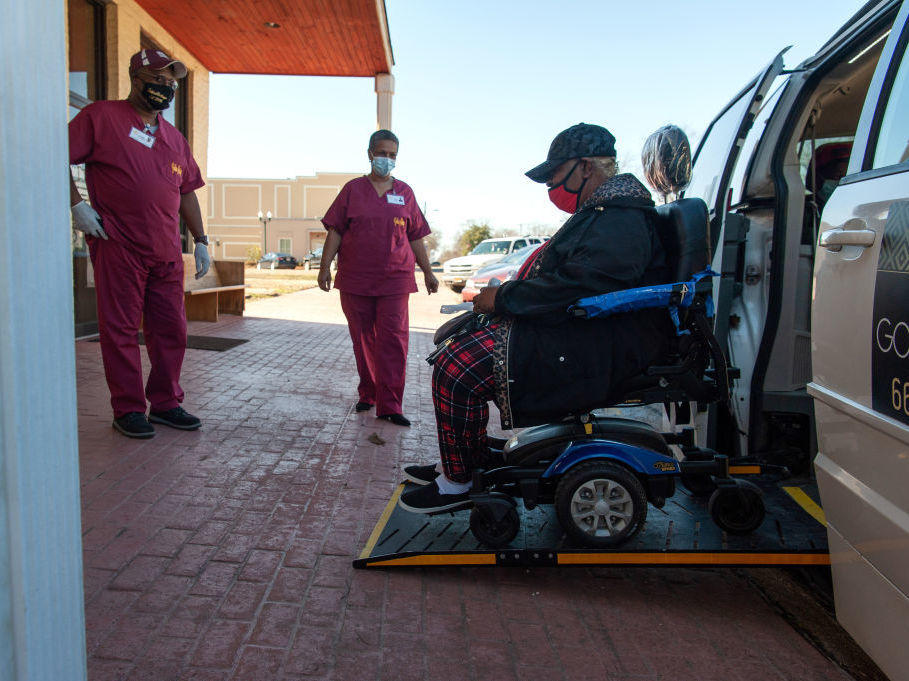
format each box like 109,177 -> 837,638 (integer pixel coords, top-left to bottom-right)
525,123 -> 617,183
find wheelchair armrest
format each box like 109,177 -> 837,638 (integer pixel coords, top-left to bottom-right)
571,282 -> 685,319
570,269 -> 718,320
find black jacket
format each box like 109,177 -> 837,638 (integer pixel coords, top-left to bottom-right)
491,174 -> 671,428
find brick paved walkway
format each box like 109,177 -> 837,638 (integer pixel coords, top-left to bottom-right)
78,286 -> 850,681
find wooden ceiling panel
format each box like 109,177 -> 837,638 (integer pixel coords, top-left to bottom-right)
134,0 -> 393,76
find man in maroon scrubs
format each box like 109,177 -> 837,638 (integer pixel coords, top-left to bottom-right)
69,49 -> 209,439
319,130 -> 438,427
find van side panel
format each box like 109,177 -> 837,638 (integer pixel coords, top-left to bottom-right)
824,525 -> 909,681
812,411 -> 909,592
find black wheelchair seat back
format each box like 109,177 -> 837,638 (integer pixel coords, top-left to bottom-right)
654,198 -> 710,281
601,126 -> 727,409
644,124 -> 711,281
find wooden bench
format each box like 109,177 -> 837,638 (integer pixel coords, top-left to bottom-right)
182,254 -> 245,322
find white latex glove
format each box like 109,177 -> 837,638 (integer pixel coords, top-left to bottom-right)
194,242 -> 211,280
71,200 -> 108,239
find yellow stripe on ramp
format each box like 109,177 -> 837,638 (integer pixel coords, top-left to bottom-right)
358,483 -> 405,560
783,486 -> 827,527
557,552 -> 830,566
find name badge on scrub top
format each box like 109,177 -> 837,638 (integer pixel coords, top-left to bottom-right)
386,193 -> 405,205
129,126 -> 155,148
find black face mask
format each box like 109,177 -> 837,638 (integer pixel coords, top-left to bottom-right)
142,81 -> 175,111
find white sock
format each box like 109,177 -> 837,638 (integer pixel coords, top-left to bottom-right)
436,474 -> 472,495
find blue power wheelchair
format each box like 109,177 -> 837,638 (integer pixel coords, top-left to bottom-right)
448,195 -> 767,549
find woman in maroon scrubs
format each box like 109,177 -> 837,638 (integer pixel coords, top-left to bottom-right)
319,130 -> 438,427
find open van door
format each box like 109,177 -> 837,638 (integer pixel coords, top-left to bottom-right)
684,49 -> 787,448
810,4 -> 909,679
687,49 -> 788,241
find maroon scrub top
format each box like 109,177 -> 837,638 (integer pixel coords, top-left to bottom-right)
322,176 -> 431,296
69,100 -> 205,262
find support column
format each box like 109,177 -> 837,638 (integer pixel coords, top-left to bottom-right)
0,2 -> 87,680
375,72 -> 395,130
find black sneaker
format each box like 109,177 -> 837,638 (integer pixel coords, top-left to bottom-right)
398,483 -> 471,514
377,413 -> 411,427
112,412 -> 155,439
148,406 -> 202,431
403,463 -> 440,486
355,401 -> 374,412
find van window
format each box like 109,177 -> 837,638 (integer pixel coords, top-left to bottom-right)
873,45 -> 909,169
512,239 -> 527,250
687,83 -> 759,209
729,78 -> 787,204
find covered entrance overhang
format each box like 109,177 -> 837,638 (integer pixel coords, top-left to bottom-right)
134,0 -> 396,125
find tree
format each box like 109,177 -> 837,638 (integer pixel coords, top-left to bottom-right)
523,222 -> 556,237
457,221 -> 492,255
437,246 -> 461,264
422,231 -> 441,260
246,245 -> 262,265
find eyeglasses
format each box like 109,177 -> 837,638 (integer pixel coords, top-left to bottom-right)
137,71 -> 180,90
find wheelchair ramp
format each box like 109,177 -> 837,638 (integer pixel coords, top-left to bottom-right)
354,479 -> 829,569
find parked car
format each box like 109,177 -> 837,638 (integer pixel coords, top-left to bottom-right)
256,252 -> 297,270
441,235 -> 545,292
302,247 -> 337,271
678,2 -> 908,677
461,244 -> 541,301
301,247 -> 322,270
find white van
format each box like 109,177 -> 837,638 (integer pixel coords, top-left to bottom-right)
684,1 -> 908,677
810,3 -> 909,678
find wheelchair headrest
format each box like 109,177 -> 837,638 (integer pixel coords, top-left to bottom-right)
642,125 -> 691,198
654,198 -> 710,281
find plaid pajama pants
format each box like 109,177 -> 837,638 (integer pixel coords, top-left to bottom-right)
431,322 -> 502,483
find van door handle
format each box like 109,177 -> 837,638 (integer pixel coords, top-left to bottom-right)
819,226 -> 876,252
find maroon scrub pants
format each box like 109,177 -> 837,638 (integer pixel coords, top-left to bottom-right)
90,239 -> 186,418
339,291 -> 410,415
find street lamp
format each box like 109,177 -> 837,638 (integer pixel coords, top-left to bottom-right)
257,210 -> 272,254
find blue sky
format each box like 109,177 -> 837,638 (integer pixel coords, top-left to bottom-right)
208,1 -> 864,247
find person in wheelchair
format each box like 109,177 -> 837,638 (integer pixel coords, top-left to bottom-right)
399,123 -> 675,513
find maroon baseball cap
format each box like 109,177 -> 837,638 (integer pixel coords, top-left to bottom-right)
129,49 -> 187,79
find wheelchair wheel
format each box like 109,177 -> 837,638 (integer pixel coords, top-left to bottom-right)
555,461 -> 647,548
708,485 -> 765,535
469,506 -> 519,548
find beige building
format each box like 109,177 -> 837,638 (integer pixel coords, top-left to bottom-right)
207,173 -> 361,261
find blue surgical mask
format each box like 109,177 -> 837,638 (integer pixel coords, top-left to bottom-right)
371,157 -> 395,176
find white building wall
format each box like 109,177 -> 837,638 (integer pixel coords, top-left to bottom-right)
0,1 -> 87,679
